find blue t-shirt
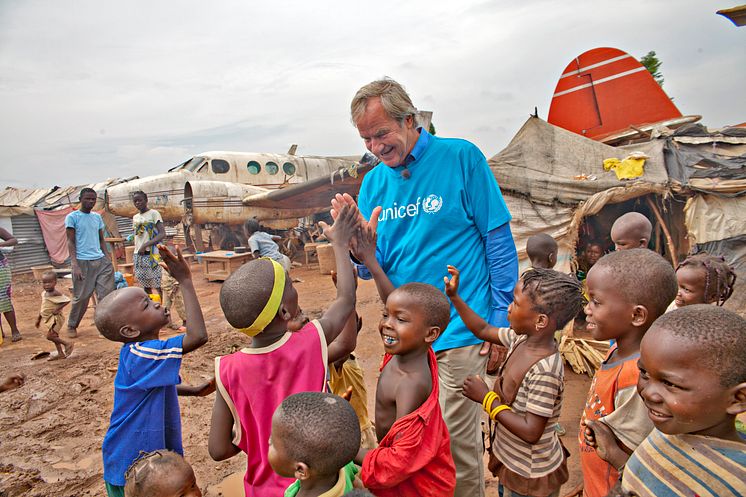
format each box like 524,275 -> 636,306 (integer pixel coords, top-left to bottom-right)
64,209 -> 105,261
248,231 -> 283,261
102,334 -> 184,486
358,131 -> 512,352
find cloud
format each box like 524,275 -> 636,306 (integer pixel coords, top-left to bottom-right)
1,0 -> 745,187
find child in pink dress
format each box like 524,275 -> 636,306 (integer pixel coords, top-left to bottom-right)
208,205 -> 359,497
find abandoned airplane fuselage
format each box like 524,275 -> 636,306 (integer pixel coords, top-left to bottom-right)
105,151 -> 358,224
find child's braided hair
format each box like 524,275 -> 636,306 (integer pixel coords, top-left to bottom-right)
677,253 -> 736,306
124,450 -> 187,497
521,268 -> 586,329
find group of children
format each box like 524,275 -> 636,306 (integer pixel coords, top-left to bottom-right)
35,201 -> 740,497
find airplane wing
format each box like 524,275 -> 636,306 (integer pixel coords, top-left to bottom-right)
242,153 -> 379,212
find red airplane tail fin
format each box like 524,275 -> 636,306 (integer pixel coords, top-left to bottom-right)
548,47 -> 683,141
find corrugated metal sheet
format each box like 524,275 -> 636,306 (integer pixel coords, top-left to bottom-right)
116,215 -> 134,241
8,214 -> 51,274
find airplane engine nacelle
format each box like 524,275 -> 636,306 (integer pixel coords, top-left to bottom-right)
185,181 -> 269,225
106,172 -> 193,221
185,180 -> 325,229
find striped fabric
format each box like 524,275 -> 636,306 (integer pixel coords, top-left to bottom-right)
623,429 -> 746,497
493,328 -> 565,478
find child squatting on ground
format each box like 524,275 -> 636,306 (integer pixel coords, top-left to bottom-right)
35,270 -> 74,360
124,449 -> 201,497
670,252 -> 737,311
580,248 -> 678,497
269,391 -> 362,497
97,246 -> 209,497
446,265 -> 584,497
618,305 -> 746,497
207,205 -> 359,496
352,282 -> 457,497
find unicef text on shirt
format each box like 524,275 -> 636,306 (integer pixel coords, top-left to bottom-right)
377,194 -> 443,222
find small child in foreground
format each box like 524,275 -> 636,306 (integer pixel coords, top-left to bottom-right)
670,252 -> 736,310
124,450 -> 201,497
595,305 -> 746,497
447,266 -> 584,497
208,205 -> 359,496
355,282 -> 456,497
610,212 -> 652,250
580,249 -> 677,497
98,247 -> 208,497
269,392 -> 361,496
35,270 -> 74,360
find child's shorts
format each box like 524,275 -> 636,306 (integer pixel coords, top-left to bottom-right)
105,482 -> 125,497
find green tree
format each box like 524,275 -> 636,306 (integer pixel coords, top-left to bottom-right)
429,122 -> 436,136
640,51 -> 664,87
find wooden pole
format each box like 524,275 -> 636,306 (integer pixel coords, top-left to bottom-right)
646,196 -> 677,266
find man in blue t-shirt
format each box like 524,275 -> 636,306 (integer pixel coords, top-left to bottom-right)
334,78 -> 518,497
64,188 -> 115,338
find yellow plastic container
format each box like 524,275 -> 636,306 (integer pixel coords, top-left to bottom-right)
149,294 -> 161,303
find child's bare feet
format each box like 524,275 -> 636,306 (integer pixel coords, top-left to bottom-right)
66,327 -> 77,338
48,353 -> 64,361
11,332 -> 22,342
64,342 -> 74,358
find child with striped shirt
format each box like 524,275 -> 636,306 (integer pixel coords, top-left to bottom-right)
446,266 -> 585,497
593,305 -> 746,497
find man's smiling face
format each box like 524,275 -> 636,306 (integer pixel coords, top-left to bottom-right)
355,97 -> 418,168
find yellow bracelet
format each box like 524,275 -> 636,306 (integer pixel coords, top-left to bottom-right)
490,404 -> 511,420
482,391 -> 498,411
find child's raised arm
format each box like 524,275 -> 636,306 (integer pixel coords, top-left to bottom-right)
352,225 -> 395,303
444,265 -> 502,344
326,271 -> 362,364
317,205 -> 358,345
159,245 -> 207,354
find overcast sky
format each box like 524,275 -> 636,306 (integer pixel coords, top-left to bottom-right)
1,0 -> 744,188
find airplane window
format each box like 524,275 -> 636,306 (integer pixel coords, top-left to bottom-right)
282,162 -> 296,176
212,159 -> 230,174
175,156 -> 205,172
247,161 -> 261,175
266,162 -> 279,175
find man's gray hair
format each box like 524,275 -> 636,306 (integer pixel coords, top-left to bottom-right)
351,78 -> 418,127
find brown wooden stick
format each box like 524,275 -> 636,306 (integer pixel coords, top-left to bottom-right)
646,196 -> 677,266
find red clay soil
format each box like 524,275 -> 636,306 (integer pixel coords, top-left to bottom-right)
0,263 -> 590,496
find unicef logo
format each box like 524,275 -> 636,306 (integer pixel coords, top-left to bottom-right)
422,194 -> 443,214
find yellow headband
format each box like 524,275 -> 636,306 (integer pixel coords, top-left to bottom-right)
236,258 -> 286,337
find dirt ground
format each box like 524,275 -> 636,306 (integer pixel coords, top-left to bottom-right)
0,262 -> 590,497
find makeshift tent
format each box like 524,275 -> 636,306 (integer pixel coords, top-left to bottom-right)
0,187 -> 55,273
488,116 -> 746,315
0,178 -> 136,274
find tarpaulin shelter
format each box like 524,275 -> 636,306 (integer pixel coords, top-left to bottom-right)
0,187 -> 56,273
487,117 -> 746,315
0,178 -> 136,274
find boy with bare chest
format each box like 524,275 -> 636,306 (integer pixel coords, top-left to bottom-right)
355,283 -> 456,497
